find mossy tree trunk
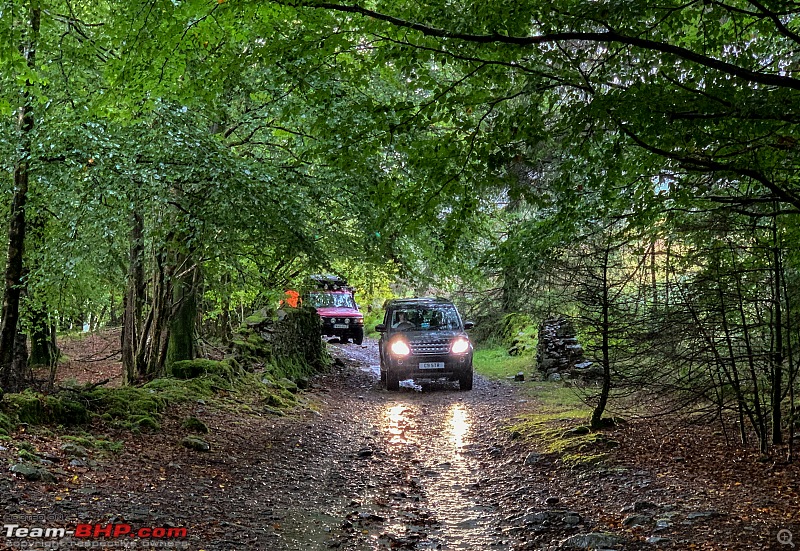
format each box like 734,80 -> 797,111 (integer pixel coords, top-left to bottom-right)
165,253 -> 199,374
0,3 -> 39,392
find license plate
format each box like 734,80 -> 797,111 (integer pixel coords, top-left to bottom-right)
333,324 -> 348,329
419,362 -> 445,370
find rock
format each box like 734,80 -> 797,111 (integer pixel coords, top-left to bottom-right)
357,448 -> 373,458
182,416 -> 209,433
521,512 -> 548,525
634,501 -> 659,512
514,372 -> 525,382
686,511 -> 719,520
524,452 -> 543,465
181,436 -> 211,452
622,514 -> 651,527
279,378 -> 299,393
563,514 -> 581,525
60,443 -> 89,457
654,518 -> 672,531
562,426 -> 591,437
547,373 -> 562,382
646,536 -> 670,544
560,532 -> 621,549
10,463 -> 56,482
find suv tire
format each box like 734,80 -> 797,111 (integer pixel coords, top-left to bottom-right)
459,369 -> 473,391
352,327 -> 364,345
386,369 -> 400,391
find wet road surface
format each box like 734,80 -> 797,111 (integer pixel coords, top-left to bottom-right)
274,337 -> 522,550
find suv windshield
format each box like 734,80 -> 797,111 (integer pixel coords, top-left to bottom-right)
389,305 -> 461,331
309,292 -> 356,309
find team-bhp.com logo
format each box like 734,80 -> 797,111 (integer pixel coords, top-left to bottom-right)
5,523 -> 188,539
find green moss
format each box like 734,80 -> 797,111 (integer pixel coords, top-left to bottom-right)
4,391 -> 45,424
0,412 -> 13,434
3,391 -> 88,425
133,416 -> 160,431
266,393 -> 291,408
171,359 -> 236,380
182,416 -> 208,433
62,435 -> 123,453
243,309 -> 272,326
17,449 -> 39,462
499,313 -> 536,349
506,402 -> 611,468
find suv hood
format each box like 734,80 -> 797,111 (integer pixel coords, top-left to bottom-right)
316,306 -> 362,318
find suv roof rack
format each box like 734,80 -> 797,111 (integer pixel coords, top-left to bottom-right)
310,274 -> 350,291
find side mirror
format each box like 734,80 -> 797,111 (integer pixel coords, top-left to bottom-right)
375,324 -> 387,333
463,321 -> 474,330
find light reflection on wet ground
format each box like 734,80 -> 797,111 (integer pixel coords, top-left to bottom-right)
330,340 -> 505,549
449,404 -> 470,451
378,399 -> 504,550
385,404 -> 417,446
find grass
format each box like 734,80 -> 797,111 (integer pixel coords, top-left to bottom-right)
475,343 -> 612,468
473,344 -> 534,380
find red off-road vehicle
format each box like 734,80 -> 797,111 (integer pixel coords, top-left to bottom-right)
308,275 -> 364,345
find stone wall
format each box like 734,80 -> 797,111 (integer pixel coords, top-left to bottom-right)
535,317 -> 601,381
233,306 -> 327,375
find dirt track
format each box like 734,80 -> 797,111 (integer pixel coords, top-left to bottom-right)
2,337 -> 796,550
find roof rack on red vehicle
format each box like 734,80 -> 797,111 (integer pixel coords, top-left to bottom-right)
310,274 -> 349,291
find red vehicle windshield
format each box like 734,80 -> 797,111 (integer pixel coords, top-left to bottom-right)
309,292 -> 357,310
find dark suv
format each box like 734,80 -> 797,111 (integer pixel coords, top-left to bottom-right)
376,298 -> 475,391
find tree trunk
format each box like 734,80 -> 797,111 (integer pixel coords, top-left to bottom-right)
0,4 -> 40,392
591,246 -> 612,429
165,254 -> 199,373
122,211 -> 145,384
771,214 -> 784,445
29,305 -> 57,367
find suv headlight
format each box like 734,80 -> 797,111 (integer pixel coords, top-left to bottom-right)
390,339 -> 411,356
451,338 -> 470,354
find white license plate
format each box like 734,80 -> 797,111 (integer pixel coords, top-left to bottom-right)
333,324 -> 348,329
419,362 -> 445,370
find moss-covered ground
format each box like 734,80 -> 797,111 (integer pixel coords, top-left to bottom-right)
474,342 -> 617,468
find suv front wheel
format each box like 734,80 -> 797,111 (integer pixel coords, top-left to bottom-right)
458,369 -> 473,391
352,326 -> 364,345
385,369 -> 400,391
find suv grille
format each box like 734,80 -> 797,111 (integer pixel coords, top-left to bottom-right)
410,338 -> 450,355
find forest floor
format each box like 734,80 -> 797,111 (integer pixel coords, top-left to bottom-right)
1,334 -> 799,550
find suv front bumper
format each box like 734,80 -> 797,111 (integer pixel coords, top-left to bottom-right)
383,352 -> 473,380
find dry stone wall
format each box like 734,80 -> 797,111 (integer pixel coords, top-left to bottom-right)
535,317 -> 602,381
